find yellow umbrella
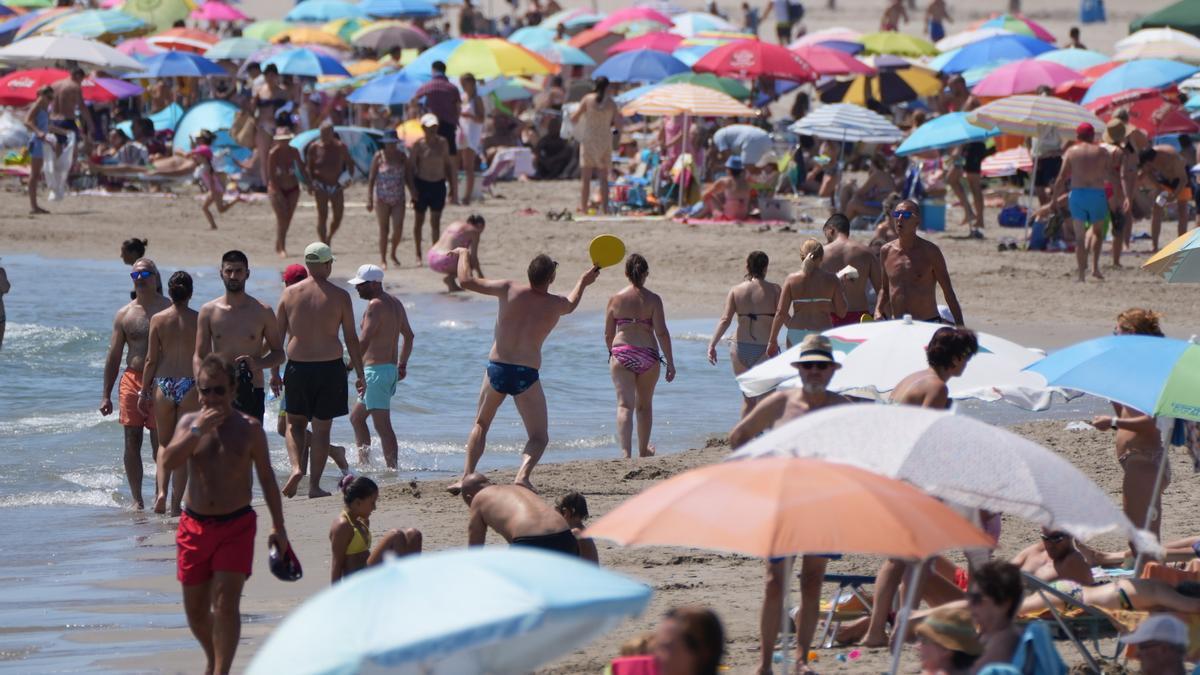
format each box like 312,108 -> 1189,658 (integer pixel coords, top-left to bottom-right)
122,0 -> 195,32
345,59 -> 385,76
818,68 -> 942,105
397,118 -> 423,146
860,31 -> 938,57
620,82 -> 757,117
379,48 -> 420,66
436,37 -> 556,78
272,26 -> 348,48
322,18 -> 372,44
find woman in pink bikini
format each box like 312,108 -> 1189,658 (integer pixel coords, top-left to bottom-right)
425,214 -> 485,291
605,254 -> 675,459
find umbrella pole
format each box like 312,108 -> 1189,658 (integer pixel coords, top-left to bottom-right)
888,560 -> 924,675
680,113 -> 689,208
1132,441 -> 1172,573
781,556 -> 794,672
1024,153 -> 1039,247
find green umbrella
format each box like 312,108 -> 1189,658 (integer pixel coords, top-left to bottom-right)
204,36 -> 269,60
660,71 -> 750,99
243,19 -> 290,42
1130,0 -> 1200,38
122,0 -> 193,32
3,0 -> 53,8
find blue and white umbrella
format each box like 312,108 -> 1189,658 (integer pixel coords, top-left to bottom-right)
247,547 -> 651,675
346,69 -> 426,105
936,33 -> 1053,74
895,111 -> 999,156
124,51 -> 224,78
263,47 -> 350,77
285,0 -> 365,22
1081,59 -> 1199,105
789,103 -> 904,143
358,0 -> 439,19
592,48 -> 689,83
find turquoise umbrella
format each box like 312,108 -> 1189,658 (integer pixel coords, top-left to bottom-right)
1035,47 -> 1110,71
51,9 -> 146,40
284,0 -> 365,22
204,36 -> 268,60
508,25 -> 555,51
116,102 -> 184,137
536,41 -> 595,66
895,112 -> 1000,156
1081,59 -> 1198,105
173,99 -> 239,153
246,547 -> 651,674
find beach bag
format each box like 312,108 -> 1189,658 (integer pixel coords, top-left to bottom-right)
230,111 -> 257,149
998,205 -> 1027,228
1079,0 -> 1105,24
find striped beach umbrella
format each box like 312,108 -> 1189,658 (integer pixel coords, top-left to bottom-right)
1144,229 -> 1200,282
974,13 -> 1055,42
402,37 -> 555,78
243,19 -> 289,41
619,82 -> 756,116
48,10 -> 148,42
661,71 -> 750,99
1114,41 -> 1200,64
819,68 -> 940,105
980,146 -> 1032,177
789,103 -> 903,143
1116,27 -> 1200,52
967,94 -> 1101,137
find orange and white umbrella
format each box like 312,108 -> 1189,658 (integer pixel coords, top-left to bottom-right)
619,82 -> 756,117
981,146 -> 1033,177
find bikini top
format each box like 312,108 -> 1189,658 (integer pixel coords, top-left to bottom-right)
615,317 -> 653,328
738,311 -> 775,341
257,96 -> 288,108
342,511 -> 371,556
793,297 -> 830,305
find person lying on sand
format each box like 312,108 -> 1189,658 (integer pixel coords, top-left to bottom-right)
329,476 -> 421,583
1079,536 -> 1200,572
1012,529 -> 1094,586
461,473 -> 580,556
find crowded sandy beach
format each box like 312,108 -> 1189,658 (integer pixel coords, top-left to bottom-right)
5,0 -> 1200,672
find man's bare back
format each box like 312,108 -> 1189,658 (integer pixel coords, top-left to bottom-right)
278,277 -> 354,361
361,292 -> 408,366
891,369 -> 949,408
149,305 -> 198,378
822,238 -> 879,313
468,483 -> 571,542
491,286 -> 571,368
1062,142 -> 1110,189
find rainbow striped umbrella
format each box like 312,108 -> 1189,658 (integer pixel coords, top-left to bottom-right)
980,146 -> 1032,177
402,37 -> 555,78
14,6 -> 77,40
967,94 -> 1101,137
974,13 -> 1055,42
243,19 -> 289,41
619,82 -> 757,117
1144,229 -> 1200,282
48,9 -> 148,42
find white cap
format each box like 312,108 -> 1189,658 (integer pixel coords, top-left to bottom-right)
1124,614 -> 1189,648
420,113 -> 439,128
349,264 -> 384,285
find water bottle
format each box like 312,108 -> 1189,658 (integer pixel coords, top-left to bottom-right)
1157,191 -> 1170,208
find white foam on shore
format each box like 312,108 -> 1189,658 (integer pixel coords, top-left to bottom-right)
0,411 -> 110,436
0,489 -> 121,509
61,471 -> 123,491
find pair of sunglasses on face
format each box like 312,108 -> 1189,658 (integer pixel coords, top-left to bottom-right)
892,210 -> 916,220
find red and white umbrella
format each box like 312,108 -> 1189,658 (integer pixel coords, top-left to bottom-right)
981,146 -> 1033,177
694,39 -> 817,82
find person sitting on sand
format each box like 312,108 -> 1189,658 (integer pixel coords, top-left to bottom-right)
838,155 -> 895,222
191,144 -> 239,230
556,491 -> 598,563
766,238 -> 847,356
707,251 -> 782,417
696,156 -> 754,221
1012,529 -> 1094,586
916,606 -> 979,675
330,476 -> 422,583
877,199 -> 965,325
605,254 -> 675,460
653,607 -> 725,675
426,214 -> 486,292
461,473 -> 580,556
366,130 -> 415,269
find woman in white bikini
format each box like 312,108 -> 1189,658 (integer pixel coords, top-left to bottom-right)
766,238 -> 847,358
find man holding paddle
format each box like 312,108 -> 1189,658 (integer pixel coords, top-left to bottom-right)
446,241 -> 611,494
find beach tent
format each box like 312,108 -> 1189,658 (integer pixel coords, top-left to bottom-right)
290,125 -> 382,177
115,102 -> 184,137
1130,0 -> 1200,38
172,99 -> 238,153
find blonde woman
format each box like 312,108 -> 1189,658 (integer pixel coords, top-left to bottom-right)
766,238 -> 847,357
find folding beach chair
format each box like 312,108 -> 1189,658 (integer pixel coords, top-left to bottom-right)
1021,573 -> 1120,671
816,573 -> 876,648
975,622 -> 1067,675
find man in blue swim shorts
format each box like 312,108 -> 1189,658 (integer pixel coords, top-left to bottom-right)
348,264 -> 413,470
447,252 -> 599,495
1053,122 -> 1112,282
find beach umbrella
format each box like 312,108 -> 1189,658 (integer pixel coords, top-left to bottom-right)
263,47 -> 350,77
1115,41 -> 1200,64
1087,89 -> 1200,137
351,22 -> 429,51
346,68 -> 425,105
895,111 -> 1000,156
243,19 -> 289,41
693,39 -> 816,82
975,13 -> 1055,42
147,27 -> 218,54
790,102 -> 902,142
403,37 -> 554,78
272,26 -> 348,48
173,99 -> 237,152
116,102 -> 183,137
661,71 -> 750,98
592,48 -> 688,83
357,0 -> 439,18
1035,47 -> 1110,71
606,31 -> 682,55
669,11 -> 736,37
48,10 -> 148,42
322,17 -> 370,43
971,58 -> 1080,97
2,0 -> 51,8
593,7 -> 672,35
539,7 -> 590,29
1126,14 -> 1200,43
116,37 -> 162,57
968,94 -> 1102,136
0,34 -> 145,70
980,146 -> 1033,177
671,44 -> 715,66
937,33 -> 1053,74
818,68 -> 940,105
18,7 -> 82,40
0,67 -> 134,104
478,75 -> 540,101
0,10 -> 54,41
736,317 -> 1063,410
789,44 -> 874,75
248,548 -> 650,675
934,27 -> 1014,52
124,50 -> 223,77
189,1 -> 248,23
790,26 -> 861,49
1118,27 -> 1200,51
859,31 -> 937,57
729,406 -> 1159,555
1144,230 -> 1200,282
1081,59 -> 1198,105
122,0 -> 194,32
285,0 -> 363,22
203,36 -> 266,60
536,42 -> 594,67
343,58 -> 388,76
508,25 -> 555,51
619,81 -> 756,116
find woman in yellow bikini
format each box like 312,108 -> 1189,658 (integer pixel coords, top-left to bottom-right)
329,476 -> 423,583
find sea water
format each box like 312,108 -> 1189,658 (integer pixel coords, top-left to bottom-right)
0,253 -> 1106,670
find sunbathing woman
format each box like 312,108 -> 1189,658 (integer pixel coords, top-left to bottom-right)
606,254 -> 675,459
707,251 -> 781,417
329,476 -> 422,584
766,239 -> 847,357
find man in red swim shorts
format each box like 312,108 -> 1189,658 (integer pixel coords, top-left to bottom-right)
161,354 -> 289,675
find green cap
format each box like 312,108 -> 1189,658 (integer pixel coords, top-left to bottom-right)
304,242 -> 334,264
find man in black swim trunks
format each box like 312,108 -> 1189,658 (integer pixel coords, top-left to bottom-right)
461,473 -> 579,556
447,252 -> 599,495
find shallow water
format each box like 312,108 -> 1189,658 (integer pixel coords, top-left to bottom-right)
0,253 -> 1107,670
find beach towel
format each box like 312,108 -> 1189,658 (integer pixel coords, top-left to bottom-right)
1109,563 -> 1200,662
42,132 -> 74,202
675,217 -> 792,226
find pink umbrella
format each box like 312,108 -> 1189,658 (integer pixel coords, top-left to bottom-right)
789,27 -> 862,49
100,0 -> 122,8
971,59 -> 1080,97
791,44 -> 875,76
116,37 -> 164,57
607,31 -> 683,56
190,1 -> 249,23
594,7 -> 672,34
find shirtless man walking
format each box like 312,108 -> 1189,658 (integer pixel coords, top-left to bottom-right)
1052,123 -> 1111,281
140,271 -> 199,516
51,68 -> 93,157
100,258 -> 170,510
410,114 -> 455,264
160,354 -> 289,675
728,334 -> 849,675
195,250 -> 285,426
347,264 -> 414,469
448,252 -> 599,494
822,213 -> 882,326
276,242 -> 366,498
306,121 -> 352,246
876,199 -> 964,325
460,473 -> 579,555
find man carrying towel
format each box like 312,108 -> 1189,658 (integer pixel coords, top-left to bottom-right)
729,334 -> 849,675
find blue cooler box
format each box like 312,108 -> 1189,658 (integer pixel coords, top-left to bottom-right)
921,201 -> 946,232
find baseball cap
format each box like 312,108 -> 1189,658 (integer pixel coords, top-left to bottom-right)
420,113 -> 439,128
726,155 -> 744,171
349,263 -> 384,285
1124,614 -> 1189,648
282,264 -> 307,286
304,242 -> 334,264
269,542 -> 303,582
1076,122 -> 1095,141
791,334 -> 837,365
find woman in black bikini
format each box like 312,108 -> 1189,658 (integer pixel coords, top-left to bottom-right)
707,251 -> 781,418
253,64 -> 290,187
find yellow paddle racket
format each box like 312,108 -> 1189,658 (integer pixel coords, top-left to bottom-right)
588,234 -> 626,268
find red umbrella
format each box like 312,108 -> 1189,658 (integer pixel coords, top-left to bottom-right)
1054,62 -> 1122,102
0,68 -> 125,105
694,39 -> 817,82
607,31 -> 683,56
1089,89 -> 1198,137
147,27 -> 219,54
790,44 -> 875,76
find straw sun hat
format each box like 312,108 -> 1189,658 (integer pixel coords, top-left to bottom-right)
915,606 -> 982,656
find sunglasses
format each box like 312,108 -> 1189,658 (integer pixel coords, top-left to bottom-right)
892,210 -> 915,220
1041,533 -> 1068,543
198,385 -> 227,396
130,270 -> 154,280
799,362 -> 832,371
